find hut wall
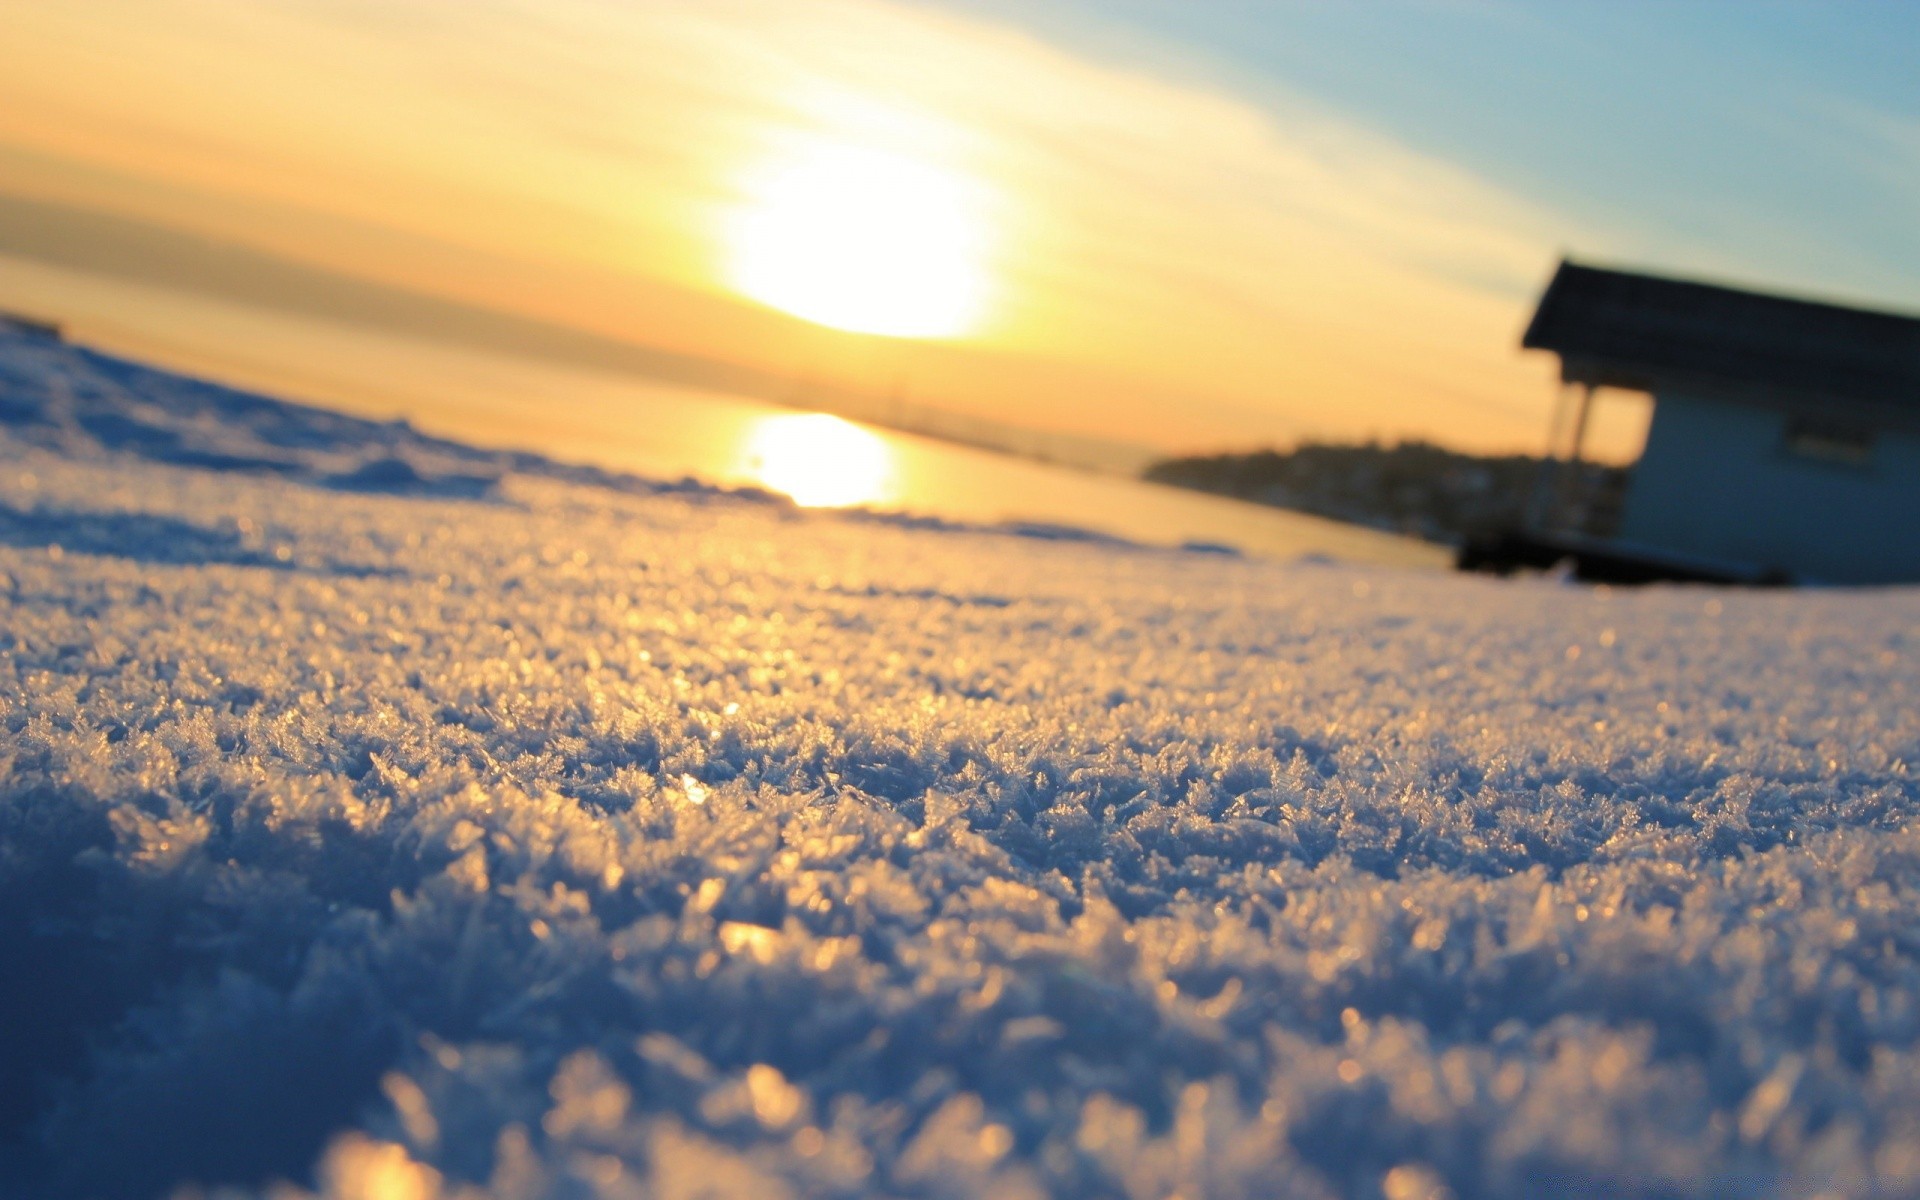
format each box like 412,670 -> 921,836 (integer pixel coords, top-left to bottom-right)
1619,390 -> 1920,583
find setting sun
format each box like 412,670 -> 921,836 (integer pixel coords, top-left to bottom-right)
722,141 -> 995,339
739,412 -> 895,507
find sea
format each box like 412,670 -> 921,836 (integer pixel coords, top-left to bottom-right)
0,252 -> 1445,569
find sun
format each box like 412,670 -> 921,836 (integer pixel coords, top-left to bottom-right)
723,142 -> 994,338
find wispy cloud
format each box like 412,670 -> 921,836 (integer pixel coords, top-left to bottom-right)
0,0 -> 1582,450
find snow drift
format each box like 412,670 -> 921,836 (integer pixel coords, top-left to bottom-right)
2,326 -> 1919,1199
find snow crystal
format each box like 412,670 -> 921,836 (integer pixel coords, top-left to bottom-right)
2,329 -> 1919,1198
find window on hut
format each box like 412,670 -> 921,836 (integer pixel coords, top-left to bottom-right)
1781,415 -> 1875,468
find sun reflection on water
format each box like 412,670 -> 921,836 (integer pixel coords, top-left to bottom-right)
739,413 -> 895,508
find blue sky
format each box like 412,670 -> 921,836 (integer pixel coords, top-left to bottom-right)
939,0 -> 1920,311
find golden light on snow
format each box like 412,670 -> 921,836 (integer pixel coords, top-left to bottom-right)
723,140 -> 995,338
740,412 -> 895,508
318,1135 -> 442,1200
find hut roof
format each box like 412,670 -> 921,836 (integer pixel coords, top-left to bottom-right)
1523,261 -> 1920,411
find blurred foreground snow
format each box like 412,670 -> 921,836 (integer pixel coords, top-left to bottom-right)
2,328 -> 1919,1199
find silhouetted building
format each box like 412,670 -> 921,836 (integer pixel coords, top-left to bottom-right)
1507,260 -> 1920,584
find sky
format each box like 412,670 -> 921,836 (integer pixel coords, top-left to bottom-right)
0,0 -> 1915,462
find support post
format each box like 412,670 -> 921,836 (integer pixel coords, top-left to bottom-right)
1554,383 -> 1596,531
1526,382 -> 1575,531
1565,382 -> 1595,463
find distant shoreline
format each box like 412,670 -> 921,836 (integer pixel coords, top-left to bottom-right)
1143,440 -> 1629,546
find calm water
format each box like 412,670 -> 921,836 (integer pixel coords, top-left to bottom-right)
0,254 -> 1445,568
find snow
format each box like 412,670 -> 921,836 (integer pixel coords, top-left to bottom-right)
2,325 -> 1919,1199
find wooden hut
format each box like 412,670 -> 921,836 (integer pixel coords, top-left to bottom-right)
1465,261 -> 1920,584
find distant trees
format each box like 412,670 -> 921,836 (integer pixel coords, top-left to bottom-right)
1143,440 -> 1629,545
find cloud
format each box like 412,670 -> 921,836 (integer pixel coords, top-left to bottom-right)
0,0 -> 1579,450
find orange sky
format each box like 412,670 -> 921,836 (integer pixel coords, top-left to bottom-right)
0,0 -> 1637,458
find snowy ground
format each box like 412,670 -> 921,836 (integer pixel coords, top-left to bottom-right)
2,325 -> 1919,1200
